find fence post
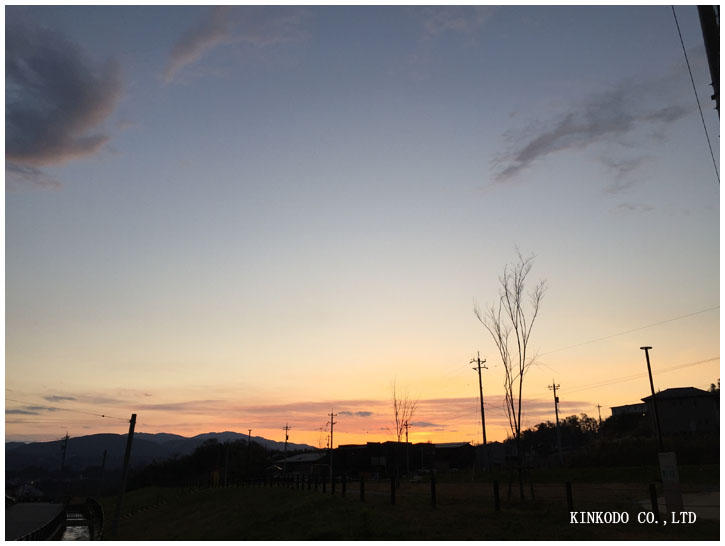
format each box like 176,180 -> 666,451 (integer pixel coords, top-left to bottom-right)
649,483 -> 660,523
331,474 -> 336,495
360,475 -> 365,502
493,480 -> 500,511
430,472 -> 437,508
529,480 -> 535,501
314,475 -> 318,491
565,482 -> 573,512
322,475 -> 327,493
342,474 -> 347,497
390,475 -> 396,505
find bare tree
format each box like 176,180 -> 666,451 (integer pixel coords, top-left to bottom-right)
392,380 -> 417,443
392,380 -> 417,479
475,250 -> 545,498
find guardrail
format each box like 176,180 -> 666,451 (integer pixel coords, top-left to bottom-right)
16,509 -> 66,541
86,497 -> 105,540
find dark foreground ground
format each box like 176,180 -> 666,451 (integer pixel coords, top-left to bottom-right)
101,474 -> 719,540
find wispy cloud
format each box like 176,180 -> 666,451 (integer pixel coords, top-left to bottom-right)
493,70 -> 694,183
417,6 -> 495,38
339,411 -> 373,417
410,421 -> 445,428
163,6 -> 310,83
73,394 -> 128,406
612,202 -> 654,214
6,409 -> 40,415
163,6 -> 233,83
601,155 -> 651,194
43,395 -> 78,403
136,400 -> 227,414
14,391 -> 591,438
26,405 -> 60,412
6,405 -> 59,415
421,396 -> 589,430
5,21 -> 122,171
5,164 -> 61,191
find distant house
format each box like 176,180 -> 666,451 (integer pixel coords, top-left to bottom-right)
641,387 -> 719,435
278,452 -> 326,476
610,403 -> 648,417
335,442 -> 421,478
433,442 -> 474,470
475,441 -> 506,469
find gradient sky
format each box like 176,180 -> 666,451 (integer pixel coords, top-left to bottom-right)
5,5 -> 720,447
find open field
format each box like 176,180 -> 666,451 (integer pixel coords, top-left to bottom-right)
101,473 -> 719,540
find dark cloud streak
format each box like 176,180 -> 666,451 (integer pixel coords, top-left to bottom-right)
43,395 -> 78,403
338,411 -> 373,417
410,421 -> 445,428
5,19 -> 122,186
6,405 -> 60,415
493,78 -> 691,182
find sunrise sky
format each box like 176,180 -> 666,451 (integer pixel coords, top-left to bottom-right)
5,4 -> 719,447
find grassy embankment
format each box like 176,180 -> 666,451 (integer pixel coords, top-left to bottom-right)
101,465 -> 719,540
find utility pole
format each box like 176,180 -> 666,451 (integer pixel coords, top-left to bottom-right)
111,413 -> 137,538
246,429 -> 252,478
641,346 -> 682,514
470,352 -> 488,446
404,420 -> 410,476
283,424 -> 291,453
328,410 -> 337,487
596,404 -> 602,425
59,432 -> 69,473
223,443 -> 230,487
97,449 -> 107,497
282,424 -> 291,474
548,381 -> 563,465
640,346 -> 664,452
698,5 -> 720,115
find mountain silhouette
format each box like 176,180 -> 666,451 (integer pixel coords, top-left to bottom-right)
5,432 -> 315,472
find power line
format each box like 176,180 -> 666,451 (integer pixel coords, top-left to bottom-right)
442,361 -> 474,379
671,5 -> 719,184
533,360 -> 560,374
538,305 -> 719,357
6,419 -> 70,423
475,306 -> 717,377
5,397 -> 128,421
562,356 -> 719,395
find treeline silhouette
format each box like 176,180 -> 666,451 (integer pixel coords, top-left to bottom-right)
127,414 -> 719,491
513,412 -> 718,467
127,439 -> 305,490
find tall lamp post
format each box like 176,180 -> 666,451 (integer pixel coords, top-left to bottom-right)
640,346 -> 664,451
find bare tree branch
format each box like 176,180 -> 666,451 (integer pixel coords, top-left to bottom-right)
392,380 -> 417,444
475,251 -> 546,445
